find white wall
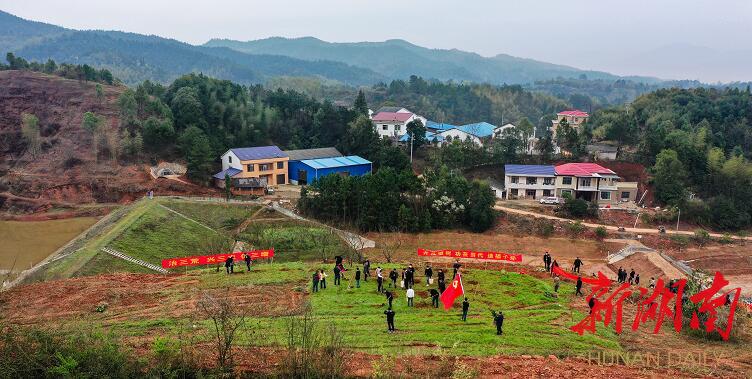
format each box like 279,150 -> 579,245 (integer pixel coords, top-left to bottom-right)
221,151 -> 242,171
439,129 -> 482,146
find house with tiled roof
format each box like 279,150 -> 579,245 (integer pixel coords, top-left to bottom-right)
551,109 -> 589,137
370,110 -> 427,139
503,162 -> 638,204
214,145 -> 289,195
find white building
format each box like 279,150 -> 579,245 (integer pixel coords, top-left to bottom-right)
371,111 -> 427,139
504,165 -> 558,200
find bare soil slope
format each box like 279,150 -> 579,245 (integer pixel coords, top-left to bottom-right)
0,70 -> 214,214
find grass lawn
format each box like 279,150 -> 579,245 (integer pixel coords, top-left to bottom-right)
160,200 -> 260,231
240,220 -> 347,262
107,204 -> 223,266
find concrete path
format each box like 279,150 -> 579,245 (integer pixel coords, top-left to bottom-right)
495,203 -> 748,240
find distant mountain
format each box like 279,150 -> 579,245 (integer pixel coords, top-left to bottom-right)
0,10 -> 385,86
205,37 -> 662,85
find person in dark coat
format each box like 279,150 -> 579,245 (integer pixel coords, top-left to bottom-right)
438,275 -> 446,294
334,266 -> 342,286
377,272 -> 384,293
385,290 -> 394,308
430,289 -> 440,308
573,257 -> 582,273
244,253 -> 252,271
355,267 -> 361,288
224,256 -> 234,274
437,269 -> 445,284
405,266 -> 414,289
576,276 -> 583,296
617,267 -> 624,283
312,271 -> 320,293
634,274 -> 640,286
628,269 -> 635,285
425,265 -> 433,286
384,307 -> 396,332
492,310 -> 504,335
543,252 -> 551,271
588,297 -> 597,314
363,260 -> 371,281
462,298 -> 470,321
452,260 -> 461,279
389,269 -> 398,288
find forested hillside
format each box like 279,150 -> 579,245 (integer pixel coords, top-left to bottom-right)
591,87 -> 752,229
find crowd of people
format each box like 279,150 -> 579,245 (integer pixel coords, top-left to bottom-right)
310,258 -> 505,334
542,251 -> 646,296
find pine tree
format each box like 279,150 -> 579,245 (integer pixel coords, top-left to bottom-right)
353,90 -> 368,116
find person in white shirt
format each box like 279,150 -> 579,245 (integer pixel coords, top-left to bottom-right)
406,288 -> 415,307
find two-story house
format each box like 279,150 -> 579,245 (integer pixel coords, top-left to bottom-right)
551,109 -> 589,137
504,164 -> 558,200
214,145 -> 289,195
503,163 -> 638,205
371,111 -> 427,139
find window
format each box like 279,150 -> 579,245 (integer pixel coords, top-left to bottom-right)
621,191 -> 631,200
543,189 -> 552,197
277,161 -> 284,169
581,178 -> 592,187
510,176 -> 519,184
276,174 -> 286,184
562,177 -> 572,185
259,163 -> 271,171
382,125 -> 388,130
526,189 -> 537,199
526,177 -> 537,185
600,191 -> 611,200
246,164 -> 254,172
228,156 -> 232,163
543,177 -> 554,185
510,189 -> 518,197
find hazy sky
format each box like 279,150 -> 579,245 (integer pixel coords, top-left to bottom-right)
2,0 -> 751,82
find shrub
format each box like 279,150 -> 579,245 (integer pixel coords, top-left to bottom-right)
566,221 -> 586,236
670,234 -> 691,247
535,219 -> 555,237
281,303 -> 345,378
692,229 -> 711,246
718,233 -> 733,244
594,226 -> 608,239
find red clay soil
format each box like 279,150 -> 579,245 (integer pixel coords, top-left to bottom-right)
0,273 -> 307,326
0,70 -> 220,215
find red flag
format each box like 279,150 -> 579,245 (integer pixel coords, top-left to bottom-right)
440,272 -> 465,310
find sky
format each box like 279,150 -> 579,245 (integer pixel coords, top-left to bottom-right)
2,0 -> 751,82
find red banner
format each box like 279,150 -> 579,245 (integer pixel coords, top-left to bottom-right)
417,248 -> 522,262
161,249 -> 274,269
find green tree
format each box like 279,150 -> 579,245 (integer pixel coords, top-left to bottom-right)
339,115 -> 380,158
117,89 -> 138,127
95,84 -> 104,104
405,119 -> 427,149
535,131 -> 555,163
170,86 -> 204,130
353,90 -> 368,116
652,149 -> 688,205
185,131 -> 214,184
465,180 -> 496,232
142,117 -> 175,151
81,111 -> 103,160
224,173 -> 232,201
21,113 -> 41,158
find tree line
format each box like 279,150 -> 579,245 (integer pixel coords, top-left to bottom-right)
1,53 -> 116,85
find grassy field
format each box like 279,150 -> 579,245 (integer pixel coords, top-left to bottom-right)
0,217 -> 98,273
160,200 -> 260,231
240,220 -> 346,262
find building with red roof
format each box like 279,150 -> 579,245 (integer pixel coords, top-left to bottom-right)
553,163 -> 636,204
370,109 -> 427,139
551,109 -> 589,139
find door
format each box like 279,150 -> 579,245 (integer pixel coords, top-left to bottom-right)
276,174 -> 286,185
525,189 -> 536,199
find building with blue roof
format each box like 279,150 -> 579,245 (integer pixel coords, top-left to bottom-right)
426,121 -> 458,132
216,145 -> 290,194
289,155 -> 372,185
435,121 -> 500,146
398,130 -> 445,144
503,164 -> 557,200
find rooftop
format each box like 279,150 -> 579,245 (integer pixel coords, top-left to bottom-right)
228,145 -> 287,161
371,112 -> 414,122
213,167 -> 242,180
456,122 -> 497,138
504,164 -> 556,176
398,130 -> 445,143
426,121 -> 458,131
555,163 -> 617,177
285,147 -> 342,161
557,110 -> 589,117
300,155 -> 372,170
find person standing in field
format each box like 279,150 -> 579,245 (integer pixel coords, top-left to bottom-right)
438,269 -> 446,294
553,275 -> 560,293
389,269 -> 398,288
425,264 -> 433,286
407,264 -> 416,288
573,257 -> 582,273
628,269 -> 635,285
576,276 -> 583,296
588,296 -> 597,314
225,256 -> 234,274
452,260 -> 461,279
312,271 -> 320,293
649,277 -> 656,289
334,265 -> 341,286
355,267 -> 361,288
363,260 -> 371,281
319,270 -> 327,289
385,290 -> 394,308
377,268 -> 384,293
430,288 -> 440,308
543,252 -> 551,272
635,274 -> 640,286
244,253 -> 252,272
406,287 -> 415,307
550,259 -> 559,277
384,307 -> 396,333
462,298 -> 470,321
492,310 -> 504,335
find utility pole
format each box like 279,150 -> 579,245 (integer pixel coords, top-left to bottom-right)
410,132 -> 414,163
676,208 -> 681,231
